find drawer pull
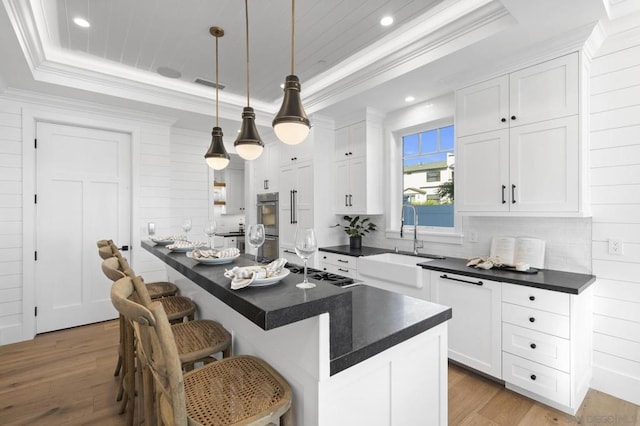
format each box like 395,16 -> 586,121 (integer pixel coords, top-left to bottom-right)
338,268 -> 349,273
530,374 -> 536,381
337,259 -> 348,263
323,256 -> 327,259
440,274 -> 483,286
529,317 -> 536,323
530,343 -> 537,349
529,296 -> 535,301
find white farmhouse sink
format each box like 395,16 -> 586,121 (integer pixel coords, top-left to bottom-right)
357,253 -> 433,289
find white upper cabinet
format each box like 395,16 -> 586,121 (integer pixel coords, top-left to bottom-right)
456,53 -> 579,137
279,138 -> 314,167
225,168 -> 245,214
334,119 -> 383,215
455,52 -> 588,216
254,143 -> 279,194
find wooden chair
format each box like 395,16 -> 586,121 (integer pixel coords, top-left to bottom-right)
97,239 -> 179,299
111,276 -> 292,426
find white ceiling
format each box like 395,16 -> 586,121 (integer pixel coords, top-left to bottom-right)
0,0 -> 636,133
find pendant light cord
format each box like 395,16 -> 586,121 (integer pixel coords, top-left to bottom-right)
215,34 -> 219,128
291,0 -> 295,75
244,0 -> 251,107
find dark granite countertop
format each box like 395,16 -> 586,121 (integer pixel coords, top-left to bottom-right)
418,257 -> 596,295
215,232 -> 245,237
142,241 -> 451,375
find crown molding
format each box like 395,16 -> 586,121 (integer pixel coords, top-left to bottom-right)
302,0 -> 513,113
2,87 -> 178,126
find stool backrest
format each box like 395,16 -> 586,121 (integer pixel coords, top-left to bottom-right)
101,257 -> 126,282
110,276 -> 188,426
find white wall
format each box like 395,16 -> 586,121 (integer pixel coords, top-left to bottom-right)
0,91 -> 173,344
588,18 -> 640,405
0,100 -> 23,344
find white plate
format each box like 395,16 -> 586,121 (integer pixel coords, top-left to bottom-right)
186,251 -> 240,265
224,268 -> 290,287
151,238 -> 174,246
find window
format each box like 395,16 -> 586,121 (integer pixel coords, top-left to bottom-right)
402,125 -> 454,228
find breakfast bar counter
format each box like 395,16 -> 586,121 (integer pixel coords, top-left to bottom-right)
142,241 -> 451,425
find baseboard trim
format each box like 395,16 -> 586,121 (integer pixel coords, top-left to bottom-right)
591,366 -> 640,406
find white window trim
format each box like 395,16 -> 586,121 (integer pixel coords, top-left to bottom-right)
386,117 -> 463,245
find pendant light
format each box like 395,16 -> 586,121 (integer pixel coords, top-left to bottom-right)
234,0 -> 264,161
273,0 -> 310,145
204,26 -> 231,170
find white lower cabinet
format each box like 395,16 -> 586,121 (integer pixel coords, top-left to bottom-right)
430,272 -> 502,378
319,252 -> 358,278
501,282 -> 593,415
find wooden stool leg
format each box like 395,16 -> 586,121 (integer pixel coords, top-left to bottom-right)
121,320 -> 136,426
142,364 -> 155,426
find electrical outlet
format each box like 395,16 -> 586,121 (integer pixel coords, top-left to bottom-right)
608,238 -> 623,255
469,232 -> 478,243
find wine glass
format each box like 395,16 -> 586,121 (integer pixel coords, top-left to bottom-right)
247,224 -> 265,264
294,228 -> 317,289
204,221 -> 216,248
182,218 -> 192,240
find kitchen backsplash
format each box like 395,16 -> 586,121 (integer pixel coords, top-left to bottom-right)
363,216 -> 592,274
215,214 -> 245,233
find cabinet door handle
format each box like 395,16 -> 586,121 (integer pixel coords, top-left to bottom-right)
501,185 -> 506,204
348,194 -> 353,207
338,268 -> 349,273
529,317 -> 536,323
290,190 -> 294,224
530,343 -> 537,349
512,184 -> 517,204
529,296 -> 535,301
511,115 -> 517,120
501,117 -> 506,123
345,194 -> 348,207
440,274 -> 483,286
293,190 -> 298,224
337,259 -> 348,263
345,152 -> 348,156
348,151 -> 352,155
530,374 -> 536,381
284,249 -> 296,254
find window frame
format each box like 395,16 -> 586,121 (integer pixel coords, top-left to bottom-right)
386,117 -> 463,244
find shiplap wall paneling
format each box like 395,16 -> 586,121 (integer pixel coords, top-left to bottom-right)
0,101 -> 22,345
133,127 -> 172,283
170,129 -> 210,241
590,27 -> 640,405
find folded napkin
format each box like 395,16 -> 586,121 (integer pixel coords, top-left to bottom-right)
225,258 -> 287,290
166,240 -> 206,250
151,235 -> 186,242
191,248 -> 240,259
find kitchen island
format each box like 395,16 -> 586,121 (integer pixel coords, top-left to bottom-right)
142,241 -> 452,425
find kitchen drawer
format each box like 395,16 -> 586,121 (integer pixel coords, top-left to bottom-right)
502,283 -> 570,315
503,353 -> 570,407
320,252 -> 358,269
503,323 -> 570,372
502,302 -> 570,339
320,262 -> 357,279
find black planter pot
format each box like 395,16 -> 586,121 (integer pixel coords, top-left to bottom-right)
349,236 -> 362,249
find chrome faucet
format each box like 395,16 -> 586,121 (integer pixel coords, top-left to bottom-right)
401,204 -> 423,255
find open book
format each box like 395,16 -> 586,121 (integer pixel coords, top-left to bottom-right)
489,237 -> 545,269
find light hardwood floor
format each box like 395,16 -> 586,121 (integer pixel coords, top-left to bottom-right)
1,320 -> 638,425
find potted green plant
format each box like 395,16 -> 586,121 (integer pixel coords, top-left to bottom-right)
343,215 -> 376,249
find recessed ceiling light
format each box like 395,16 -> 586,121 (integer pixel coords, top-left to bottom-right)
405,96 -> 415,102
380,16 -> 393,27
157,66 -> 182,79
73,17 -> 91,28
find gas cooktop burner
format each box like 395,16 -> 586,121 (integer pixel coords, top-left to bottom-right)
286,264 -> 356,287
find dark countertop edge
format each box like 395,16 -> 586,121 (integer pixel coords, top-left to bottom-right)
330,307 -> 452,375
215,232 -> 245,237
319,245 -> 392,257
419,260 -> 596,295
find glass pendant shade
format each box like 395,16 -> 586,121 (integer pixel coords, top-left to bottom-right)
273,74 -> 310,145
204,126 -> 230,170
234,106 -> 264,161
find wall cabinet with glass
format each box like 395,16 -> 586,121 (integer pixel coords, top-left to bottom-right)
334,119 -> 383,215
455,52 -> 589,216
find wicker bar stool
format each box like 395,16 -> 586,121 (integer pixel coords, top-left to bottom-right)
101,257 -> 196,323
111,276 -> 292,426
97,239 -> 179,299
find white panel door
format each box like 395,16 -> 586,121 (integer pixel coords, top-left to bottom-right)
35,122 -> 131,333
455,75 -> 509,137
